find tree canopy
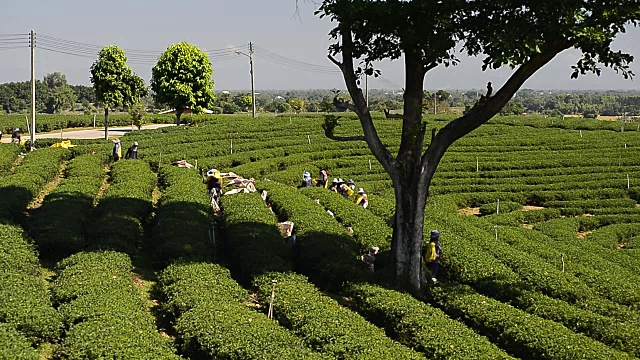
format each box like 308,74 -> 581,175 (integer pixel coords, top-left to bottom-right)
317,0 -> 640,292
90,45 -> 146,138
90,45 -> 146,110
151,42 -> 215,124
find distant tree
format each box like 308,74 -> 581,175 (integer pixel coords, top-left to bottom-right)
43,72 -> 77,114
499,100 -> 525,116
128,101 -> 146,130
91,45 -> 146,139
276,102 -> 292,113
151,42 -> 215,125
232,92 -> 253,112
222,102 -> 240,114
289,98 -> 305,113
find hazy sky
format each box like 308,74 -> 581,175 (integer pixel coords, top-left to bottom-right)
1,0 -> 639,91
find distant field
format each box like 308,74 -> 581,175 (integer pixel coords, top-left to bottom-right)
2,114 -> 640,358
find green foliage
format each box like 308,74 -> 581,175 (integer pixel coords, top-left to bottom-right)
0,224 -> 62,343
0,323 -> 37,360
86,160 -> 156,254
254,272 -> 424,359
149,166 -> 212,267
53,251 -> 180,359
43,72 -> 77,114
289,98 -> 305,113
432,284 -> 630,360
28,154 -> 107,260
258,181 -> 363,288
129,101 -> 146,130
220,192 -> 292,284
479,200 -> 522,215
0,144 -> 20,174
0,148 -> 71,222
345,283 -> 514,359
158,263 -> 324,359
151,42 -> 215,119
90,45 -> 146,109
299,187 -> 392,251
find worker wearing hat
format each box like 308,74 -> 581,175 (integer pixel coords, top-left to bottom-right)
125,141 -> 139,160
354,188 -> 368,208
339,180 -> 354,198
206,168 -> 223,194
112,139 -> 122,161
423,230 -> 443,284
328,178 -> 339,192
11,128 -> 21,144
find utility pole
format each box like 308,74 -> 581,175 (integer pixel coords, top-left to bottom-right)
249,42 -> 256,118
238,43 -> 257,118
433,92 -> 437,114
30,30 -> 36,150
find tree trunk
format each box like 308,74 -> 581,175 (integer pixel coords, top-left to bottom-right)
104,108 -> 109,140
391,164 -> 431,292
176,109 -> 183,126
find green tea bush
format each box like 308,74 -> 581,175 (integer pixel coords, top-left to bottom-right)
54,251 -> 179,360
158,263 -> 324,359
28,153 -> 107,260
258,181 -> 363,288
300,187 -> 392,251
0,224 -> 62,343
149,166 -> 212,267
0,323 -> 37,360
344,283 -> 515,359
431,284 -> 631,360
479,200 -> 522,215
86,160 -> 156,254
220,192 -> 291,284
254,272 -> 424,359
0,148 -> 70,222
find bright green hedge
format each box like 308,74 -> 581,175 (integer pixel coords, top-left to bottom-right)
299,187 -> 392,251
149,166 -> 212,268
0,224 -> 62,343
479,200 -> 522,215
431,284 -> 631,360
0,323 -> 37,360
344,283 -> 514,359
258,181 -> 363,288
28,153 -> 107,260
220,192 -> 292,284
0,144 -> 20,174
254,272 -> 424,359
86,160 -> 156,254
158,263 -> 325,359
0,148 -> 71,222
53,251 -> 180,360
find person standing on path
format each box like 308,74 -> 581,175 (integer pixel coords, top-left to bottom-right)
423,230 -> 443,284
125,141 -> 139,159
112,139 -> 122,162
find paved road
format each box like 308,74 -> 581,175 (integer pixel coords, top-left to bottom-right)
1,124 -> 175,144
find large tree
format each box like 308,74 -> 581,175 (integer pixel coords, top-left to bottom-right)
43,72 -> 77,114
90,45 -> 146,139
318,0 -> 640,292
151,42 -> 215,125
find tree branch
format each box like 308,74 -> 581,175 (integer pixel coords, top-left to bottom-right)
383,109 -> 406,119
332,23 -> 398,178
333,96 -> 357,112
422,40 -> 574,172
